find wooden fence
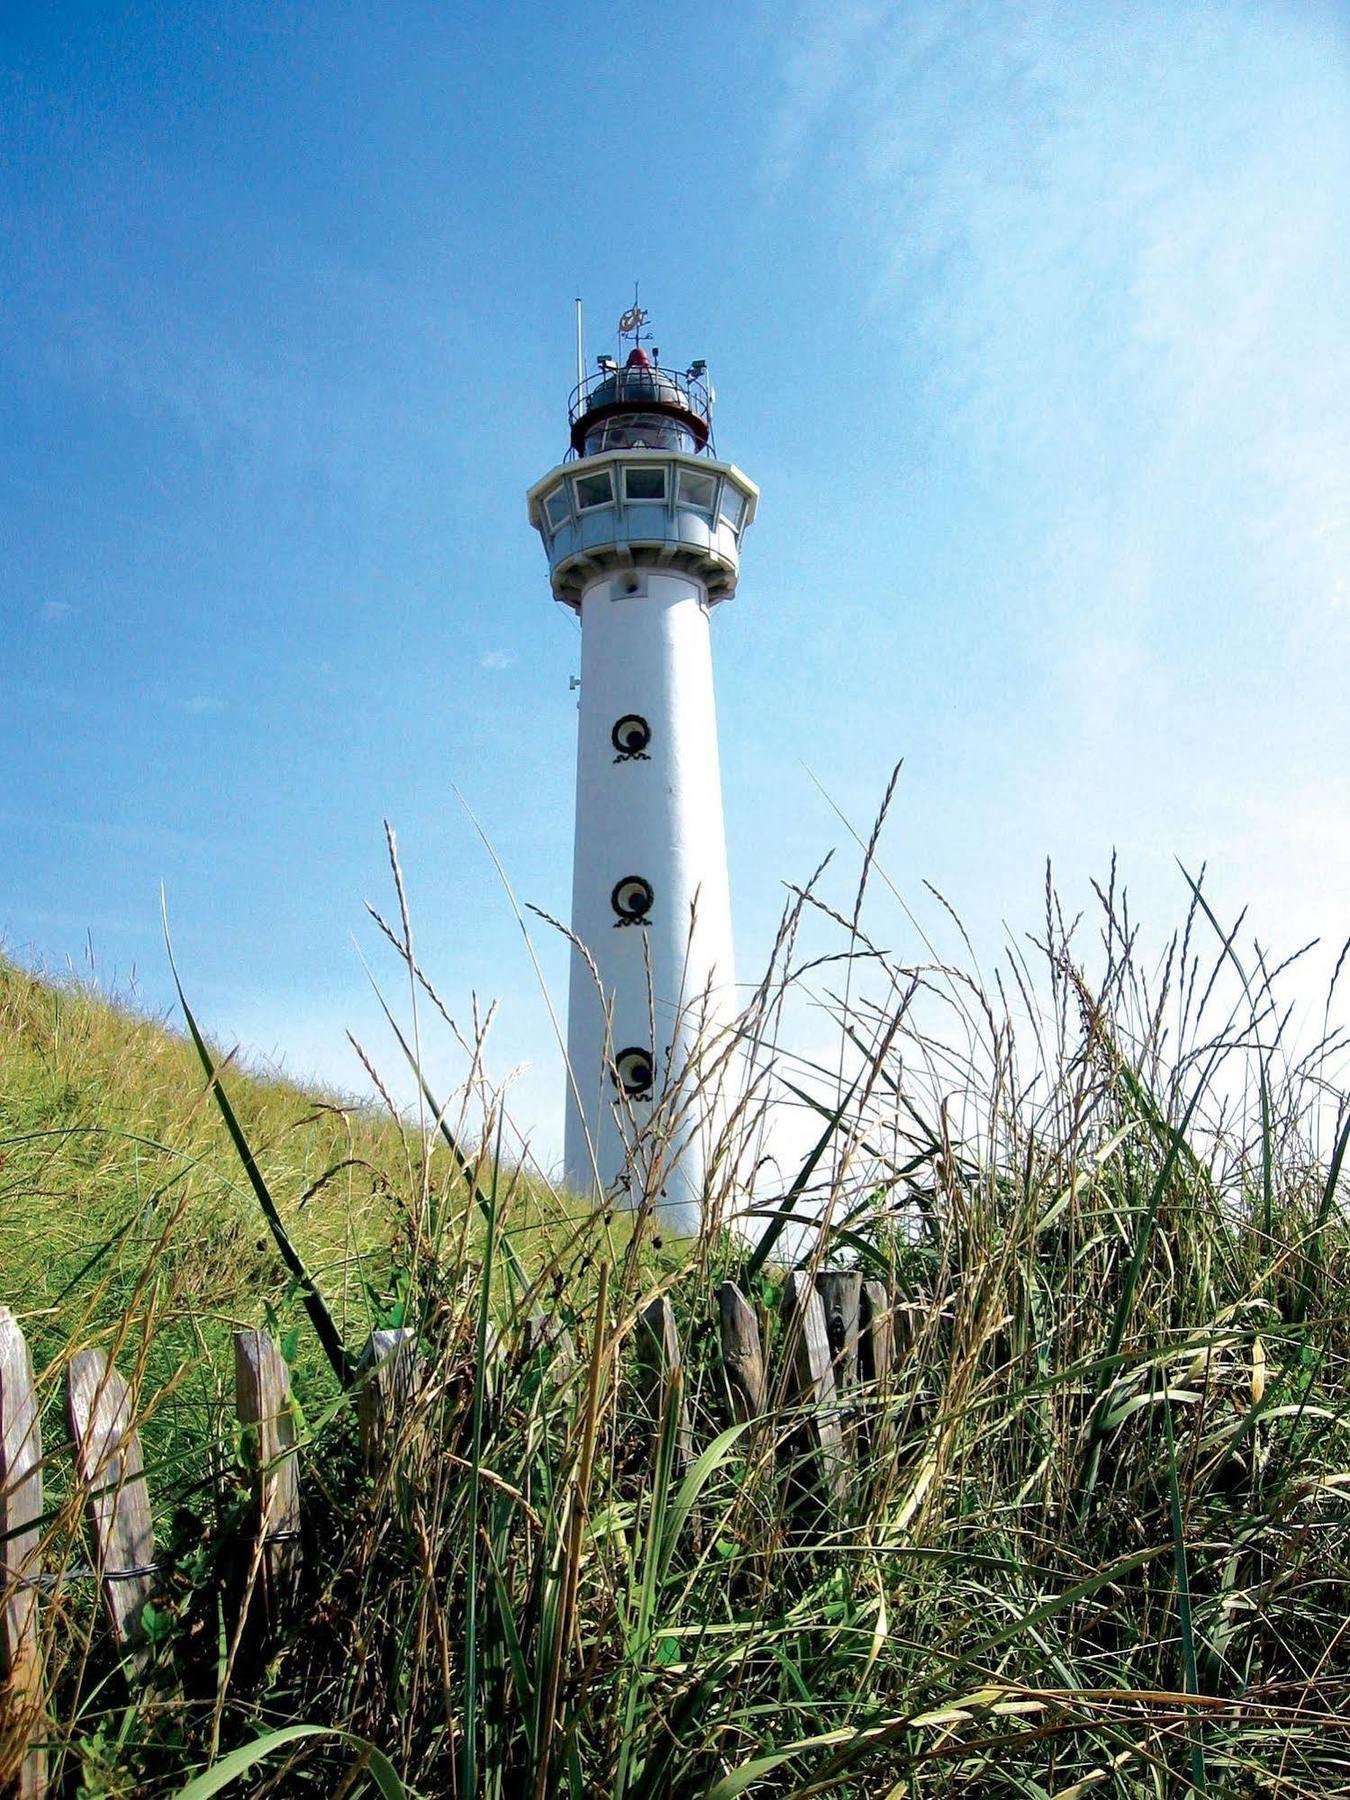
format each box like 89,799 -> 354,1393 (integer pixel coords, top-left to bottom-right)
0,1275 -> 913,1798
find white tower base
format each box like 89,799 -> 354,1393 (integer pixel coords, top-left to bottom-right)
564,567 -> 736,1237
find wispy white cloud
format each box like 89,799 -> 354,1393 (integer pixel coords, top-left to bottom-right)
761,0 -> 1350,1037
175,694 -> 227,716
767,2 -> 1350,653
480,649 -> 516,672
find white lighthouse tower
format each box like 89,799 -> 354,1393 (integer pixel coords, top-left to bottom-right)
527,307 -> 758,1235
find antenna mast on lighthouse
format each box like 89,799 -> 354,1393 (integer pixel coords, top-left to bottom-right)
526,302 -> 758,1234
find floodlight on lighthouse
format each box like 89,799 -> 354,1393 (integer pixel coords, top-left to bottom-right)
525,309 -> 759,1236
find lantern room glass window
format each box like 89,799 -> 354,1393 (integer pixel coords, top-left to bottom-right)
583,414 -> 697,455
623,466 -> 667,502
543,485 -> 571,530
677,469 -> 717,516
574,470 -> 614,511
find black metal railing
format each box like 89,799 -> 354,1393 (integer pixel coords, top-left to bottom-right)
567,363 -> 712,433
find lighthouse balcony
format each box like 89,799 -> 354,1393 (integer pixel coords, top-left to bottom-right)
528,451 -> 758,610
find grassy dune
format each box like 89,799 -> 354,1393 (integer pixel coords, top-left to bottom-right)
0,954 -> 516,1477
1,956 -> 438,1328
0,956 -> 402,1314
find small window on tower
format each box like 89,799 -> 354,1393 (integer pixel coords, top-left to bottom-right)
677,469 -> 717,516
574,470 -> 614,511
623,466 -> 667,503
719,486 -> 746,533
543,486 -> 571,531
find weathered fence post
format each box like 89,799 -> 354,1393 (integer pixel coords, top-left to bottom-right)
716,1282 -> 766,1425
1,1309 -> 45,1799
859,1282 -> 895,1388
65,1349 -> 156,1670
233,1331 -> 301,1614
896,1296 -> 927,1354
780,1273 -> 847,1515
815,1271 -> 862,1390
521,1310 -> 577,1378
859,1281 -> 898,1473
637,1296 -> 693,1476
818,1270 -> 863,1470
357,1328 -> 420,1467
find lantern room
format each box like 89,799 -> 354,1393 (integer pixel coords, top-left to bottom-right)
570,346 -> 712,455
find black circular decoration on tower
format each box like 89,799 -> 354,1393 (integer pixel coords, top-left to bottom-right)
611,875 -> 654,924
613,1046 -> 655,1098
611,713 -> 652,757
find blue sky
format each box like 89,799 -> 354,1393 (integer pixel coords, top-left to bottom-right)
5,1 -> 1349,1167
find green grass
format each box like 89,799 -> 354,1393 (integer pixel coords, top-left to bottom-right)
3,848 -> 1349,1799
0,953 -> 580,1487
0,955 -> 417,1451
0,954 -> 405,1308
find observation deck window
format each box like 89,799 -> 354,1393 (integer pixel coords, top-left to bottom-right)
718,486 -> 746,533
677,468 -> 717,517
543,485 -> 571,531
574,469 -> 614,511
623,466 -> 667,503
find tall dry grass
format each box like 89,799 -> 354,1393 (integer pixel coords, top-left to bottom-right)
3,819 -> 1348,1797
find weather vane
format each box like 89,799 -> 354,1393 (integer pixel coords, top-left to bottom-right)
618,283 -> 650,350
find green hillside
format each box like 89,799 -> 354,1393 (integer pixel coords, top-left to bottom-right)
1,957 -> 395,1298
0,956 -> 502,1449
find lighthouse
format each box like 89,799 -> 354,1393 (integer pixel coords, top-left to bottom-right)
527,308 -> 758,1235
